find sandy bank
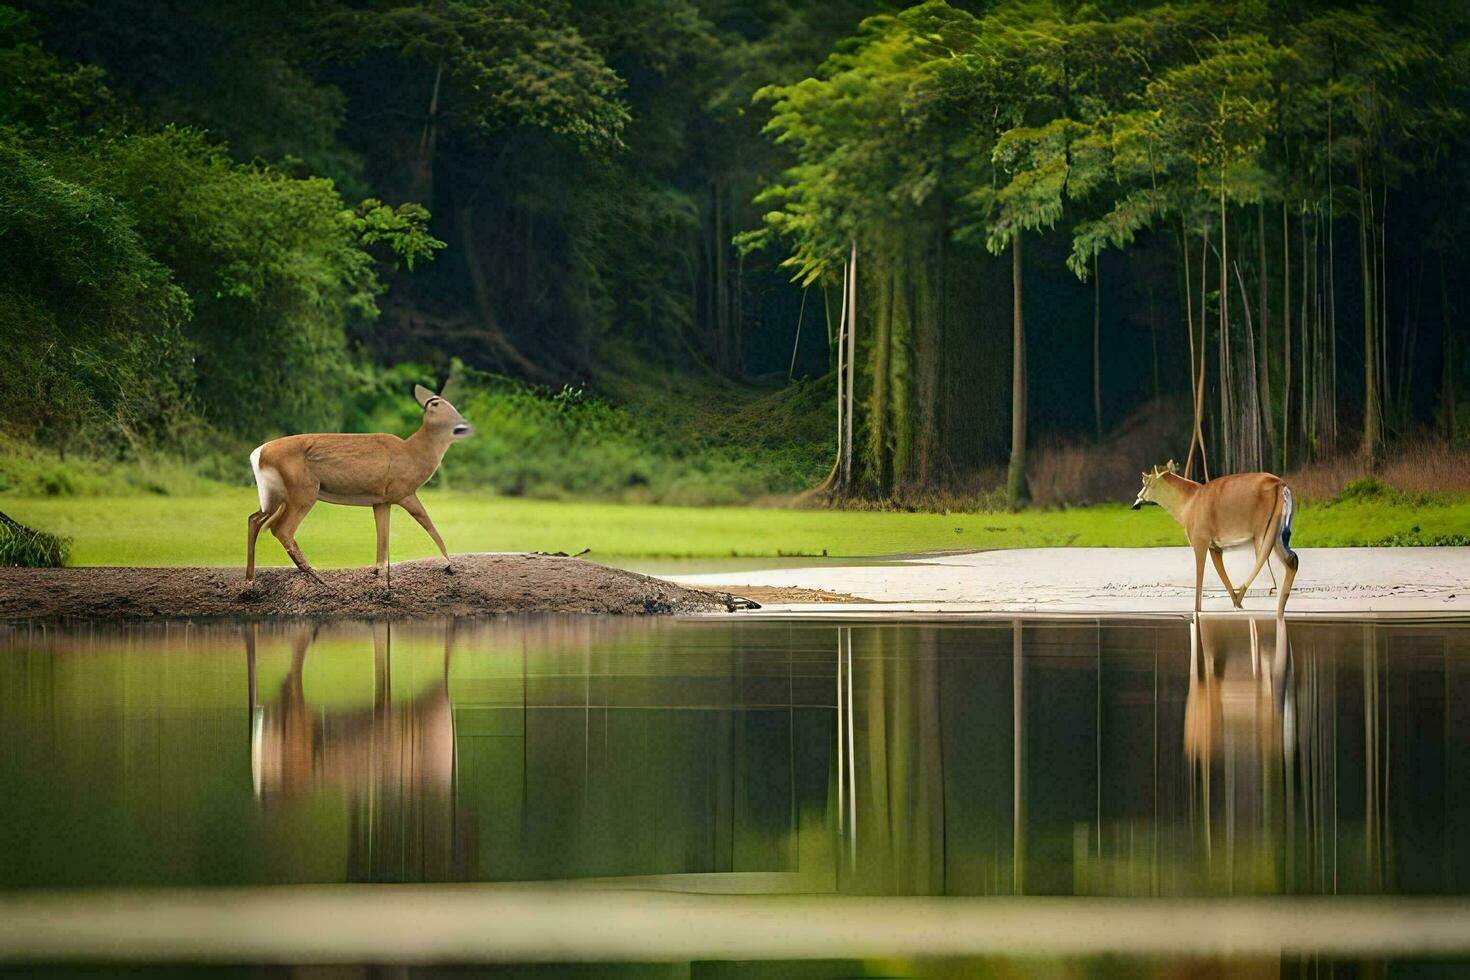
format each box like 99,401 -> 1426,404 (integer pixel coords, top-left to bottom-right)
670,546 -> 1470,615
0,553 -> 735,622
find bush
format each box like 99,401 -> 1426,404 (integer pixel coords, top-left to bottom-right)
0,510 -> 69,566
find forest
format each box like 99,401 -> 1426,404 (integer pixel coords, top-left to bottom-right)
2,0 -> 1467,513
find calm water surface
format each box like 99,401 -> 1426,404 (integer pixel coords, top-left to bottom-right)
4,614 -> 1470,976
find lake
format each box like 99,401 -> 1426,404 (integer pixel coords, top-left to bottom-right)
3,614 -> 1470,977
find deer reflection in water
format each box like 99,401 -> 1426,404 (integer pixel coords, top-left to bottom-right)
1184,615 -> 1297,888
246,623 -> 458,879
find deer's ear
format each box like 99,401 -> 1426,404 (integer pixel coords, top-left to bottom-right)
414,384 -> 436,407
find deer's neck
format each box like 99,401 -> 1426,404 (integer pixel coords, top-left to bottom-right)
404,426 -> 453,480
1154,473 -> 1200,526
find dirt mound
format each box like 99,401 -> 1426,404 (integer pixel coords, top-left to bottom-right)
0,553 -> 737,622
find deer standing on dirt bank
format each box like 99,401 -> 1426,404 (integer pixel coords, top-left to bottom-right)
246,385 -> 474,586
1132,461 -> 1299,616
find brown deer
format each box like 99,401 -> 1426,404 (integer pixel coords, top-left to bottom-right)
246,384 -> 474,585
1132,461 -> 1299,616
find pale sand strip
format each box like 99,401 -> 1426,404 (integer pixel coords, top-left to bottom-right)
3,888 -> 1470,962
671,546 -> 1470,614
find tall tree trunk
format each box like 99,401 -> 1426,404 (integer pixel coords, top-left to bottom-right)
868,250 -> 894,493
1183,227 -> 1199,477
1148,281 -> 1160,402
1235,259 -> 1262,471
1007,236 -> 1027,510
1197,221 -> 1212,480
713,180 -> 729,372
412,62 -> 444,204
826,262 -> 850,493
1257,203 -> 1276,465
1441,250 -> 1456,444
1093,253 -> 1102,443
1219,184 -> 1231,473
1358,159 -> 1380,463
844,240 -> 857,489
1282,201 -> 1292,472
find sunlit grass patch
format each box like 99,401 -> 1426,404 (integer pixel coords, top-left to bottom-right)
3,490 -> 1466,568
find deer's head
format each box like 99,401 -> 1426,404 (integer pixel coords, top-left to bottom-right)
1132,459 -> 1178,510
415,384 -> 474,440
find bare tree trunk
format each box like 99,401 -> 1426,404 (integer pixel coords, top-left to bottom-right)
1007,236 -> 1027,510
1442,250 -> 1457,444
1197,221 -> 1212,480
1183,227 -> 1200,478
1257,203 -> 1276,465
1093,253 -> 1102,443
1282,200 -> 1292,472
1220,184 -> 1232,474
413,62 -> 444,203
824,264 -> 849,494
1235,259 -> 1262,470
1148,281 -> 1160,401
1358,159 -> 1380,463
844,240 -> 857,489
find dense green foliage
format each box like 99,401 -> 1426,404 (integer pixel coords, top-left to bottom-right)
753,0 -> 1470,505
2,0 -> 1467,516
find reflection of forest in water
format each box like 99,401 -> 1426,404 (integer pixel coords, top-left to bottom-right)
2,616 -> 1470,895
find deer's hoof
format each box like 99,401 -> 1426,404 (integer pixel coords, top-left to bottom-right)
444,563 -> 456,576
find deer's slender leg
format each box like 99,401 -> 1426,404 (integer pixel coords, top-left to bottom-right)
1236,509 -> 1285,601
271,498 -> 326,586
246,510 -> 264,584
400,493 -> 453,572
246,504 -> 285,584
373,503 -> 392,585
1275,542 -> 1298,620
1193,540 -> 1208,613
1210,547 -> 1243,608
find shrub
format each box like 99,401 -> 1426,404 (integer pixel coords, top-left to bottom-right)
0,510 -> 69,566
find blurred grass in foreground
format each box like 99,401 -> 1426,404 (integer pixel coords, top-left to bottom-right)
5,490 -> 1468,566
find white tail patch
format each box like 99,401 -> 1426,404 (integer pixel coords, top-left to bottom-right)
250,445 -> 286,513
1279,485 -> 1298,568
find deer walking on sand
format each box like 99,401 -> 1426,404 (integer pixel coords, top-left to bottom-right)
246,385 -> 474,586
1132,461 -> 1299,617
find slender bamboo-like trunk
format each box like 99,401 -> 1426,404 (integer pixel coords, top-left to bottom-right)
714,180 -> 728,370
1358,158 -> 1380,463
1282,200 -> 1292,471
1220,183 -> 1231,473
1327,90 -> 1339,455
1442,251 -> 1457,443
413,62 -> 443,203
844,241 -> 857,488
1374,184 -> 1389,434
1093,253 -> 1102,443
1148,281 -> 1160,401
1198,221 -> 1211,480
828,262 -> 849,493
1007,236 -> 1027,510
1306,212 -> 1315,457
1183,228 -> 1200,478
787,287 -> 808,381
1257,202 -> 1276,464
1235,258 -> 1262,470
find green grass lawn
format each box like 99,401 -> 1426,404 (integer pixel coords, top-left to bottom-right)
4,489 -> 1467,567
